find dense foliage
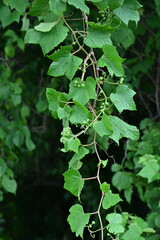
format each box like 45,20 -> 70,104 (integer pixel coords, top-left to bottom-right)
0,0 -> 160,239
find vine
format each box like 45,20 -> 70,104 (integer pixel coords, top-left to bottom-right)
0,0 -> 158,239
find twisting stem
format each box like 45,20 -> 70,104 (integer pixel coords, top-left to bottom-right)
94,132 -> 104,240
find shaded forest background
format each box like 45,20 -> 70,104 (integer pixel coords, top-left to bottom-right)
0,0 -> 160,239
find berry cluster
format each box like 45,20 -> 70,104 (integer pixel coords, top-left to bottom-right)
73,79 -> 85,88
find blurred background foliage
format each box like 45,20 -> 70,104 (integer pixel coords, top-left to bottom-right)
0,0 -> 160,239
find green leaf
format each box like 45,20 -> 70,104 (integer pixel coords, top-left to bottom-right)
29,0 -> 50,16
34,22 -> 57,32
124,185 -> 133,203
70,101 -> 91,124
0,6 -> 20,28
137,155 -> 160,183
122,225 -> 143,240
155,0 -> 160,16
46,88 -> 59,116
57,106 -> 72,119
102,190 -> 122,209
49,0 -> 66,16
69,77 -> 96,105
93,114 -> 113,137
65,137 -> 81,153
46,88 -> 68,118
63,169 -> 84,197
107,0 -> 124,9
22,126 -> 36,151
2,175 -> 17,194
112,25 -> 135,49
0,158 -> 7,177
9,0 -> 29,13
84,22 -> 112,48
67,204 -> 90,238
68,0 -> 89,14
11,94 -> 21,106
98,45 -> 125,77
93,0 -> 108,10
47,46 -> 83,80
69,146 -> 89,170
13,130 -> 24,147
21,105 -> 30,119
110,84 -> 136,113
100,182 -> 110,193
114,0 -> 142,25
109,116 -> 139,144
25,24 -> 69,55
112,171 -> 132,191
111,163 -> 122,172
106,213 -> 125,234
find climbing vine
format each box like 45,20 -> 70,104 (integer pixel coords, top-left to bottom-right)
0,0 -> 159,239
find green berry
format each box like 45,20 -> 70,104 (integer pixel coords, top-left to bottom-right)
100,76 -> 103,80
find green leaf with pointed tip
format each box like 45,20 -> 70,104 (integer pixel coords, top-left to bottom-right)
137,155 -> 160,183
63,169 -> 84,197
49,0 -> 66,16
67,204 -> 90,238
106,213 -> 125,234
2,175 -> 17,194
98,45 -> 125,77
9,0 -> 29,13
34,22 -> 57,32
70,101 -> 92,124
25,25 -> 69,55
65,138 -> 81,153
68,0 -> 89,14
93,114 -> 113,137
100,182 -> 110,193
47,46 -> 82,80
69,77 -> 96,105
84,22 -> 112,48
109,116 -> 139,144
110,84 -> 136,113
114,0 -> 142,25
0,6 -> 20,28
69,146 -> 89,170
102,190 -> 122,209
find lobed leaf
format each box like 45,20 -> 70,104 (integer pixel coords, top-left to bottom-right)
47,46 -> 82,80
110,84 -> 136,113
67,204 -> 90,238
63,169 -> 84,197
98,44 -> 125,77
